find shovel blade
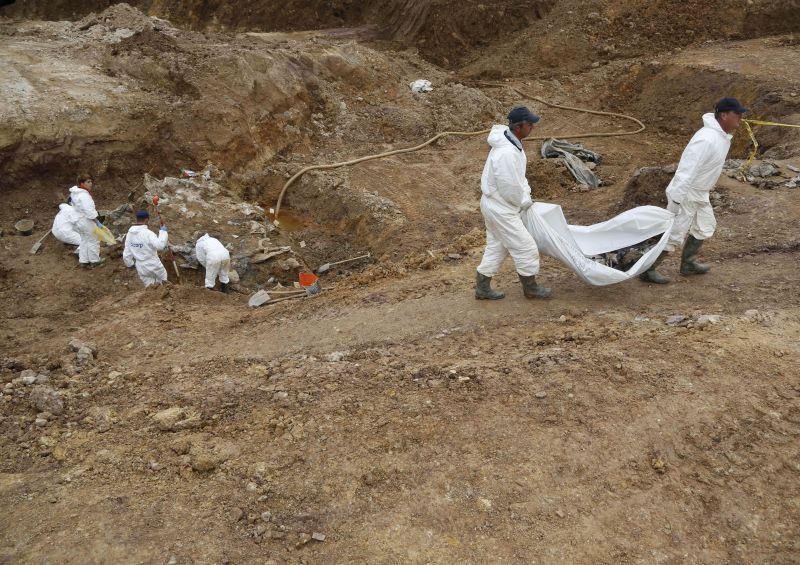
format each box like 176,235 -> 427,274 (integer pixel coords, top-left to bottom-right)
316,263 -> 331,274
29,242 -> 42,254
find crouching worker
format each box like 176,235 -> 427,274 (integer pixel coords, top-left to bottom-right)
123,210 -> 169,287
52,201 -> 81,247
195,233 -> 231,292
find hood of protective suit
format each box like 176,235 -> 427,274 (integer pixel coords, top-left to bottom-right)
665,113 -> 733,204
487,125 -> 523,151
701,112 -> 733,141
68,185 -> 85,197
480,124 -> 532,211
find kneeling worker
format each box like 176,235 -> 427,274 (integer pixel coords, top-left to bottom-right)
52,201 -> 81,246
123,210 -> 169,287
195,233 -> 231,292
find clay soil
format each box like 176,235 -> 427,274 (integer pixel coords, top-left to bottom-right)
1,2 -> 799,563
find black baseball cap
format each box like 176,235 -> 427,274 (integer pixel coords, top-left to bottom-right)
508,106 -> 540,124
714,97 -> 748,114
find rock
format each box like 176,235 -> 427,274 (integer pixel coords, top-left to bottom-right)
696,314 -> 721,328
228,269 -> 240,284
86,406 -> 115,432
35,417 -> 48,427
190,437 -> 240,473
749,162 -> 779,178
743,309 -> 760,320
535,391 -> 548,399
325,351 -> 348,362
788,165 -> 800,173
555,509 -> 565,518
29,387 -> 64,415
69,339 -> 96,354
248,290 -> 271,308
20,370 -> 37,386
261,511 -> 272,522
76,346 -> 95,364
280,257 -> 301,271
311,532 -> 326,542
151,407 -> 202,432
665,314 -> 687,326
231,507 -> 245,522
446,253 -> 462,260
35,372 -> 50,384
108,371 -> 123,380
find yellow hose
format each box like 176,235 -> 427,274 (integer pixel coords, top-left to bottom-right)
274,82 -> 646,218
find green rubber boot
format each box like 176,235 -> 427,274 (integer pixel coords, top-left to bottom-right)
475,271 -> 505,300
519,274 -> 552,299
680,235 -> 711,275
639,250 -> 671,284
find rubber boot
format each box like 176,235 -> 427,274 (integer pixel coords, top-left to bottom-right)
220,282 -> 231,294
639,250 -> 671,284
680,235 -> 711,275
475,271 -> 504,300
518,274 -> 551,299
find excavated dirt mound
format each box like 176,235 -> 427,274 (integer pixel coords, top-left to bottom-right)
2,2 -> 800,564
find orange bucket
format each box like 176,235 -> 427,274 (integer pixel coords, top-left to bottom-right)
298,272 -> 318,288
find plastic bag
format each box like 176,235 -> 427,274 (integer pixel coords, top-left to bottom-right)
93,225 -> 117,245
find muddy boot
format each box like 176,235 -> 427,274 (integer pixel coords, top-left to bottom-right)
475,271 -> 504,300
518,274 -> 551,299
220,282 -> 231,294
680,235 -> 711,275
639,250 -> 671,284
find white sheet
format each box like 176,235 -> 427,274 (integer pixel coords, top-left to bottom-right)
522,202 -> 675,286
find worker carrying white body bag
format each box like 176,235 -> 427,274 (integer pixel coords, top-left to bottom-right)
521,202 -> 675,286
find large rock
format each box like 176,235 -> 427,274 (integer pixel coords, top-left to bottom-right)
189,437 -> 240,472
151,406 -> 202,432
29,386 -> 65,416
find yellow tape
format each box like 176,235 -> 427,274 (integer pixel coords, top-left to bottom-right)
735,119 -> 799,180
744,119 -> 800,128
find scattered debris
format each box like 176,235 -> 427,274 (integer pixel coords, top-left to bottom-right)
409,79 -> 432,93
541,138 -> 602,188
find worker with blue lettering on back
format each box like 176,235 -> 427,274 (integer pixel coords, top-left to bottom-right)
123,210 -> 169,287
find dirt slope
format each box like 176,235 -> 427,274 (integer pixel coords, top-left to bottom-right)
2,2 -> 800,564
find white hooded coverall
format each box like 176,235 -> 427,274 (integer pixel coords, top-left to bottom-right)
477,125 -> 540,277
195,234 -> 231,288
52,203 -> 81,246
68,185 -> 101,263
664,112 -> 732,251
123,225 -> 169,287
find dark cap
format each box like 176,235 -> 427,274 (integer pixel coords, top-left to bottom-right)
135,210 -> 150,220
714,97 -> 748,114
507,106 -> 540,125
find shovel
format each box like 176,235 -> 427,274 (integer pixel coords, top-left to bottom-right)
316,252 -> 371,274
152,194 -> 182,283
30,230 -> 51,254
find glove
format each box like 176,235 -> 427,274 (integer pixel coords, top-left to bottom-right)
95,219 -> 103,227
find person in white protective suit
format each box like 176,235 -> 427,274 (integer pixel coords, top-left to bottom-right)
475,106 -> 551,300
195,233 -> 231,292
68,174 -> 106,267
640,97 -> 747,284
51,201 -> 81,246
123,210 -> 169,287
